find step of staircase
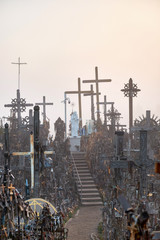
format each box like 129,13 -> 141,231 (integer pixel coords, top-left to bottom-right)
71,151 -> 103,207
78,188 -> 98,193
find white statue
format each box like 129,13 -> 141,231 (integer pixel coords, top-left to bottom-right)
71,111 -> 79,137
86,120 -> 94,135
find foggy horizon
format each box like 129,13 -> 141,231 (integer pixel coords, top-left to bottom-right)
0,0 -> 160,136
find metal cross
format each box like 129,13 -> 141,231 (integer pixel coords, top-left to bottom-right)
65,78 -> 91,129
11,57 -> 27,90
35,96 -> 53,124
83,66 -> 111,122
4,89 -> 33,127
121,78 -> 140,134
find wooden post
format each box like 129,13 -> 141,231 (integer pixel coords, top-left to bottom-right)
34,106 -> 40,197
84,84 -> 100,121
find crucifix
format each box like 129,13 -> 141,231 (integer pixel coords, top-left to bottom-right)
121,78 -> 140,134
35,96 -> 53,124
4,89 -> 33,128
11,57 -> 27,90
99,95 -> 114,125
83,84 -> 100,121
65,78 -> 91,129
83,66 -> 111,122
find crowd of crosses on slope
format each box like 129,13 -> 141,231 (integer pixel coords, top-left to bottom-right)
0,114 -> 80,239
80,118 -> 160,239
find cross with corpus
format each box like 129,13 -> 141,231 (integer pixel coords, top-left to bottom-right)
4,89 -> 33,128
35,96 -> 53,124
65,78 -> 91,129
83,84 -> 101,121
11,57 -> 27,90
99,95 -> 114,125
83,66 -> 111,122
121,78 -> 140,134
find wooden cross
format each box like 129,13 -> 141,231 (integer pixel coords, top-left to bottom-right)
83,84 -> 100,121
83,66 -> 111,122
99,95 -> 114,125
65,78 -> 91,129
0,184 -> 5,194
11,57 -> 27,90
12,132 -> 54,189
8,183 -> 15,201
4,89 -> 33,127
121,78 -> 140,134
35,96 -> 53,124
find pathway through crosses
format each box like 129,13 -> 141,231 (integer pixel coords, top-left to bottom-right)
65,206 -> 102,240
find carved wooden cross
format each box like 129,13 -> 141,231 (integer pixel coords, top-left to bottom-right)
83,66 -> 111,122
65,78 -> 91,129
35,96 -> 53,124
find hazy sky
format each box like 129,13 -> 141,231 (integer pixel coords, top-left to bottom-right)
0,0 -> 160,136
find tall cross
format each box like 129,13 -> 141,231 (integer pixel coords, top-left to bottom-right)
4,89 -> 33,128
84,84 -> 100,121
99,95 -> 114,125
12,127 -> 54,190
83,66 -> 111,122
65,78 -> 91,129
35,96 -> 53,124
121,78 -> 140,134
11,57 -> 27,90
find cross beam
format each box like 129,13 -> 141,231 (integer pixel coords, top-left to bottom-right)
11,57 -> 27,90
35,96 -> 53,124
83,66 -> 111,121
65,78 -> 91,129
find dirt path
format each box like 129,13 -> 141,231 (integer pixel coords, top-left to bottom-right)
65,206 -> 102,240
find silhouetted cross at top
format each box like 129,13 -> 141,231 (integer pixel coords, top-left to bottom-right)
11,57 -> 27,90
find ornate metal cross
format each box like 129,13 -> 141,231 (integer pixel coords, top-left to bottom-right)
4,89 -> 33,127
121,78 -> 140,134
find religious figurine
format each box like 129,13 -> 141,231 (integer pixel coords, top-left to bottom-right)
70,111 -> 79,137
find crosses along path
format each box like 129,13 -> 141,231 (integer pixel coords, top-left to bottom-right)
65,206 -> 102,240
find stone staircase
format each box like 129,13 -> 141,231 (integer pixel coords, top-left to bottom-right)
71,152 -> 103,206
